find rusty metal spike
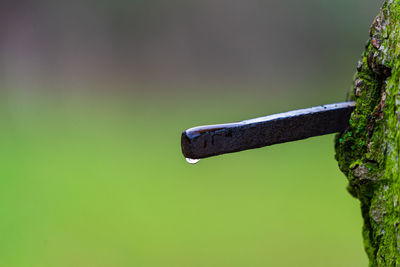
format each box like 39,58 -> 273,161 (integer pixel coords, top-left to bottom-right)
181,101 -> 356,159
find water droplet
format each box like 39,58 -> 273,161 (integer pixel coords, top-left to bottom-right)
186,158 -> 200,164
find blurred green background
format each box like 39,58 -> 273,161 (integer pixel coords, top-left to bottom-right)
0,0 -> 383,266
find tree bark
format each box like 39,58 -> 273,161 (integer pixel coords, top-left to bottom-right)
335,1 -> 400,265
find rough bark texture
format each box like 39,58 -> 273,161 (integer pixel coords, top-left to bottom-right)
335,1 -> 400,265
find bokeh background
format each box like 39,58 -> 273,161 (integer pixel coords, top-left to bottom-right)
0,0 -> 383,266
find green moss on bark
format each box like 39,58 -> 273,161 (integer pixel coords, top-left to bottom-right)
335,1 -> 400,265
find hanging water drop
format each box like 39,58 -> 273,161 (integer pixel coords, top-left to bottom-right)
186,158 -> 200,164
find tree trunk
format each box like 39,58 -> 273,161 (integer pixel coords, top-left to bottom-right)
335,1 -> 400,265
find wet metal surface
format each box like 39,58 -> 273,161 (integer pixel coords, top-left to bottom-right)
181,101 -> 356,159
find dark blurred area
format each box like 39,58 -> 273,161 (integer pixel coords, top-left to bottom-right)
0,0 -> 381,93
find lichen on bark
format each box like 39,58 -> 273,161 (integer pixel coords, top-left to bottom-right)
335,0 -> 400,265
